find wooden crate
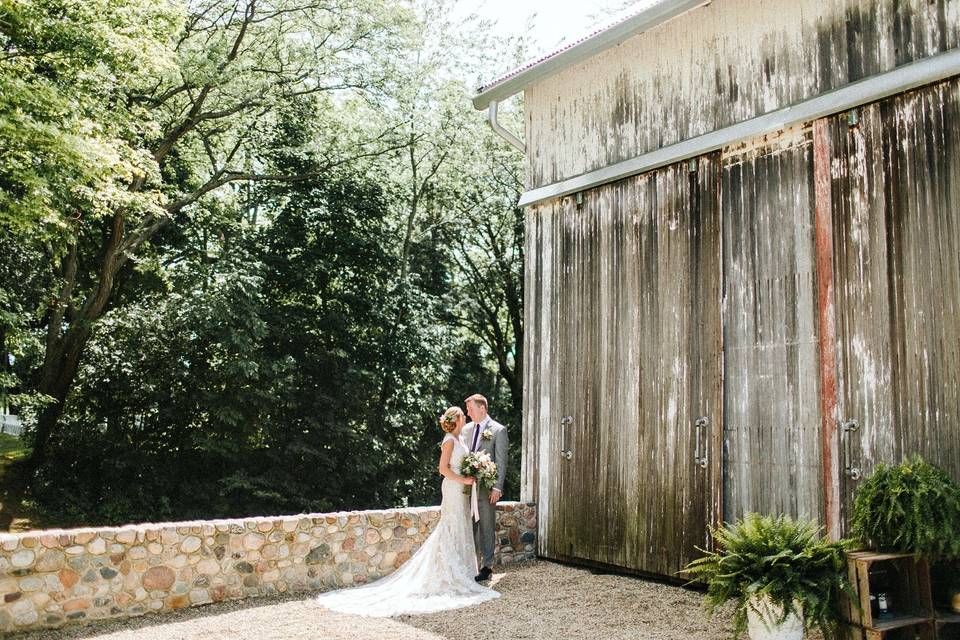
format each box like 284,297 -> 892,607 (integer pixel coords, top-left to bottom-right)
842,552 -> 934,629
935,615 -> 960,640
845,620 -> 936,640
929,561 -> 960,621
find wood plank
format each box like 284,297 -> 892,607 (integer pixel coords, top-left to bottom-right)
870,616 -> 935,631
814,117 -> 842,539
848,551 -> 919,561
720,126 -> 825,524
521,207 -> 541,505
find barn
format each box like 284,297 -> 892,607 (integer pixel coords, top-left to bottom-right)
472,0 -> 960,579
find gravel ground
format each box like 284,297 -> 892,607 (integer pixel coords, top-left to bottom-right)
9,594 -> 445,640
11,561 -> 737,640
401,561 -> 735,640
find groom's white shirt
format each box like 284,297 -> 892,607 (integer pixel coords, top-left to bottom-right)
463,415 -> 507,493
466,415 -> 491,451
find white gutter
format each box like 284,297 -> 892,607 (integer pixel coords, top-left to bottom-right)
487,100 -> 525,153
518,47 -> 960,207
472,0 -> 711,111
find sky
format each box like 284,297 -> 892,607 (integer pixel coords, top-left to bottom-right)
461,0 -> 641,61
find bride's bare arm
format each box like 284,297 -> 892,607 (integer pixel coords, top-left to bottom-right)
438,439 -> 473,485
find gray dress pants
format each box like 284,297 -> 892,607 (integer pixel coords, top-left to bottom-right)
473,487 -> 496,569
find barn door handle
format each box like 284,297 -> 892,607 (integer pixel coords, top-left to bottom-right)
694,416 -> 708,469
843,419 -> 861,480
560,415 -> 573,460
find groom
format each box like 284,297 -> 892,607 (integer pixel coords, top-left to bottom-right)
463,393 -> 508,582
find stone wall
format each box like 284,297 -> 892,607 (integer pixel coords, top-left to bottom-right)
0,502 -> 536,634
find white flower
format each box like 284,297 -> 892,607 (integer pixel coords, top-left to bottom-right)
481,429 -> 493,440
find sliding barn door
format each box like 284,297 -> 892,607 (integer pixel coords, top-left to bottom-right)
829,78 -> 960,529
630,156 -> 723,576
720,128 -> 826,525
524,156 -> 722,577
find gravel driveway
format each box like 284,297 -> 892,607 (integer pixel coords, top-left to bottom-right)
12,561 -> 736,640
402,561 -> 735,640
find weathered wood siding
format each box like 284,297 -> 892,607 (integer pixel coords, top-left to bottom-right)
519,0 -> 960,575
720,127 -> 826,524
522,76 -> 960,574
523,158 -> 722,577
524,0 -> 960,189
829,77 -> 960,526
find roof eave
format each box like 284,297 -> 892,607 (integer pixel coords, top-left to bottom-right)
471,0 -> 711,111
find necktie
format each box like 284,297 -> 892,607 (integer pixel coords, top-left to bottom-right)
471,420 -> 483,451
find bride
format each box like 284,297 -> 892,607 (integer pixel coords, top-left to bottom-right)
315,406 -> 501,616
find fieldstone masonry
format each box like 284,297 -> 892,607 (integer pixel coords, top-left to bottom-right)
0,501 -> 536,634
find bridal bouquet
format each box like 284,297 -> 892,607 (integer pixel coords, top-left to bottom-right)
460,451 -> 498,495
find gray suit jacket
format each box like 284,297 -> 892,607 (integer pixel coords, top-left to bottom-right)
463,417 -> 508,493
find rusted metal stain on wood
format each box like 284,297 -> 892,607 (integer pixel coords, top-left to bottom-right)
524,0 -> 960,189
523,158 -> 722,577
813,118 -> 843,540
720,125 -> 826,525
829,77 -> 960,529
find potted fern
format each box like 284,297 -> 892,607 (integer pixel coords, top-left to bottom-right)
685,513 -> 852,640
851,455 -> 960,560
852,456 -> 960,618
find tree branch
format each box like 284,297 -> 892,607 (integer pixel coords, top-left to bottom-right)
42,235 -> 78,367
152,0 -> 257,163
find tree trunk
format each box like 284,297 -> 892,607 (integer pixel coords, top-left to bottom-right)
0,325 -> 8,415
27,216 -> 124,471
27,319 -> 94,471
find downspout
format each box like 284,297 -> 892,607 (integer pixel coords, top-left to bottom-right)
487,100 -> 525,153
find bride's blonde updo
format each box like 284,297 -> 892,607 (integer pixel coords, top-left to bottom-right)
439,406 -> 464,433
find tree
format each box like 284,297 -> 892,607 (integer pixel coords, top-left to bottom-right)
348,0 -> 529,493
371,0 -> 527,419
1,0 -> 413,469
0,0 -> 181,231
446,116 -> 525,414
2,0 -> 533,524
24,90 -> 471,523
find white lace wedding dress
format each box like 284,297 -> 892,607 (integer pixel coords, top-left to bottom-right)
315,433 -> 500,616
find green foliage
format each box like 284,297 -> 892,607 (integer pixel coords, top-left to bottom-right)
685,513 -> 853,640
2,0 -> 528,527
0,433 -> 27,461
33,260 -> 272,522
851,456 -> 960,560
0,0 -> 181,230
28,166 -> 508,523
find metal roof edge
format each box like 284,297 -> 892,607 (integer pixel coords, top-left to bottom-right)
471,0 -> 710,111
